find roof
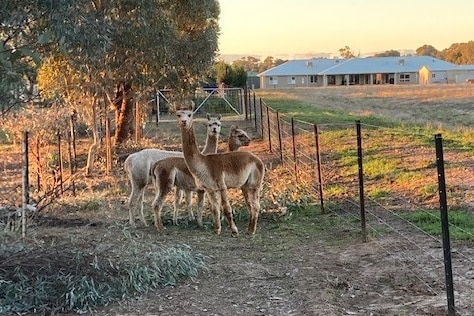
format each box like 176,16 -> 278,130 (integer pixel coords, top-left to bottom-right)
259,56 -> 461,76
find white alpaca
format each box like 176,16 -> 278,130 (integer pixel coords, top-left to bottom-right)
124,114 -> 221,227
176,105 -> 264,236
124,149 -> 183,227
150,124 -> 251,231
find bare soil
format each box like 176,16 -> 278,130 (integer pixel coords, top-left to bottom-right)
2,85 -> 474,315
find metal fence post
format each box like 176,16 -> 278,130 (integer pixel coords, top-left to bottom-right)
276,111 -> 283,162
314,124 -> 324,213
435,133 -> 455,316
291,118 -> 298,183
356,121 -> 367,242
266,106 -> 272,152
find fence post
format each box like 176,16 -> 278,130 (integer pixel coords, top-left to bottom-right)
291,118 -> 298,183
105,118 -> 112,175
254,95 -> 257,131
276,111 -> 283,162
435,133 -> 455,315
22,131 -> 29,238
244,87 -> 248,121
356,121 -> 367,242
70,111 -> 77,173
35,136 -> 41,190
266,106 -> 272,152
314,124 -> 325,213
259,98 -> 264,138
57,130 -> 64,194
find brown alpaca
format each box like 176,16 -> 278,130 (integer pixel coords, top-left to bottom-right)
150,114 -> 222,230
150,123 -> 252,231
176,108 -> 264,236
227,125 -> 251,152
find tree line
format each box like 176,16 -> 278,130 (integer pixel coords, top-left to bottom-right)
1,0 -> 473,152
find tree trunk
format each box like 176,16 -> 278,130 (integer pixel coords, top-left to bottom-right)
114,82 -> 135,146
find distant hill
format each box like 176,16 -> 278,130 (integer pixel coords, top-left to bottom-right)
219,49 -> 416,63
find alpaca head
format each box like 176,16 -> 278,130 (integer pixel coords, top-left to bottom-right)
230,125 -> 251,147
176,110 -> 194,130
206,113 -> 222,137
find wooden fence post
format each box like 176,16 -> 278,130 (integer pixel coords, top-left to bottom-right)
22,131 -> 29,238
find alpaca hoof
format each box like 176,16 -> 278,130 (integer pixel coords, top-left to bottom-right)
231,231 -> 239,238
155,225 -> 166,232
214,228 -> 221,235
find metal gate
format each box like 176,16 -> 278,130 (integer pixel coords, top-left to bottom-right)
154,87 -> 245,122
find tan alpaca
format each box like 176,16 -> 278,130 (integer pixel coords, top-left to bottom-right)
150,114 -> 222,230
150,123 -> 251,231
176,107 -> 264,236
124,114 -> 221,228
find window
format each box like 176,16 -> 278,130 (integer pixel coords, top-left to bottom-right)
269,76 -> 278,85
432,74 -> 436,78
399,73 -> 410,83
310,75 -> 318,83
288,76 -> 296,85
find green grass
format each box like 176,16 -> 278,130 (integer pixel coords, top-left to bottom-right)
402,210 -> 474,241
260,95 -> 396,127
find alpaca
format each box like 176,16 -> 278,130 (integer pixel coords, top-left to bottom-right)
150,124 -> 252,231
176,107 -> 264,236
124,114 -> 222,228
227,125 -> 251,152
149,113 -> 222,230
124,149 -> 183,227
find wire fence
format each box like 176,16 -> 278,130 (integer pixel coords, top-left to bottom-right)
1,90 -> 474,314
247,92 -> 474,315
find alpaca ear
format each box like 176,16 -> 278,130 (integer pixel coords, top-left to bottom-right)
206,113 -> 211,119
217,114 -> 222,120
230,125 -> 237,130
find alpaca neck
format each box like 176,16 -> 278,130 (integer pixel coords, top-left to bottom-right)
228,138 -> 240,152
180,124 -> 203,172
202,133 -> 219,154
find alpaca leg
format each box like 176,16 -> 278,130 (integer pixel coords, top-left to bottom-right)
220,189 -> 238,237
173,188 -> 184,225
206,190 -> 222,235
184,190 -> 194,222
243,188 -> 260,235
196,190 -> 205,228
128,186 -> 144,227
138,189 -> 148,226
151,190 -> 166,231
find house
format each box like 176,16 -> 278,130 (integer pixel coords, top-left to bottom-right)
258,56 -> 471,89
246,71 -> 260,89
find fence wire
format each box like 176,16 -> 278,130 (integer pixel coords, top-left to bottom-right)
251,93 -> 474,315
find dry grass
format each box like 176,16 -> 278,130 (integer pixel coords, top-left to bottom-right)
258,84 -> 474,128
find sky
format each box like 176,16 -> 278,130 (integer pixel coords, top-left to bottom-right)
218,0 -> 474,59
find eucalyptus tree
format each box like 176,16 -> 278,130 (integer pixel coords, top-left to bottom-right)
2,0 -> 220,147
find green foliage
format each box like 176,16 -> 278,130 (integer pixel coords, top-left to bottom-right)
0,241 -> 207,314
212,61 -> 247,87
439,41 -> 474,65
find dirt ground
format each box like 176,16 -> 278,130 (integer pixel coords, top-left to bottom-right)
2,85 -> 474,315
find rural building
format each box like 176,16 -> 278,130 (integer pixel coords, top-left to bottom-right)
259,56 -> 474,89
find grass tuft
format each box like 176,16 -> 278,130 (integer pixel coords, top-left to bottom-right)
0,240 -> 206,314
